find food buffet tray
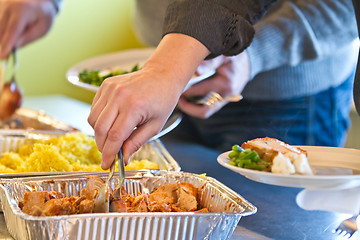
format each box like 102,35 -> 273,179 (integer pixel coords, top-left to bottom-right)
0,107 -> 78,132
0,131 -> 180,177
0,171 -> 256,240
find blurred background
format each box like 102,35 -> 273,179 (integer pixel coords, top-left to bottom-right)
15,0 -> 144,104
10,0 -> 360,149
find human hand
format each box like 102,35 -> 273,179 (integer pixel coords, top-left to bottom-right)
0,0 -> 57,59
88,33 -> 210,170
88,67 -> 183,170
178,51 -> 251,119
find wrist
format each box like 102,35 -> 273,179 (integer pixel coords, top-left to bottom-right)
144,33 -> 210,91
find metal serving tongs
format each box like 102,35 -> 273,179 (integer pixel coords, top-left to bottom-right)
113,148 -> 125,199
94,148 -> 124,213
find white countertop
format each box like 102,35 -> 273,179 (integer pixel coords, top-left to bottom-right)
22,94 -> 94,136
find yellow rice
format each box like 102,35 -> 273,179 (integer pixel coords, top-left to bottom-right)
0,132 -> 159,173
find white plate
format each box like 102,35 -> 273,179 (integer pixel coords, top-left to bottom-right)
66,48 -> 215,92
217,146 -> 360,189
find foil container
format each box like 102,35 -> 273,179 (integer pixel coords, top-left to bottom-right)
0,107 -> 78,132
0,131 -> 180,177
0,130 -> 68,154
0,171 -> 256,240
0,130 -> 180,212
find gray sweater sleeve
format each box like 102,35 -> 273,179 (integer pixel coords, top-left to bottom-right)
162,0 -> 276,59
247,0 -> 358,78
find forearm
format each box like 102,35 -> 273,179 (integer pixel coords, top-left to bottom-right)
247,0 -> 358,78
145,33 -> 210,93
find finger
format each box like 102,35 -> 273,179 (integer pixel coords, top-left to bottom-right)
15,20 -> 45,49
178,96 -> 218,119
92,102 -> 119,152
0,7 -> 11,59
91,87 -> 103,110
100,112 -> 139,169
90,77 -> 112,112
183,73 -> 219,96
88,91 -> 107,128
1,18 -> 26,58
0,3 -> 9,40
197,56 -> 230,75
16,2 -> 55,49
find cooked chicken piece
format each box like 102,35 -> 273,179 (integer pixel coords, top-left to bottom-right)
20,191 -> 65,216
149,202 -> 172,212
195,208 -> 209,213
20,178 -> 206,215
80,188 -> 95,200
109,198 -> 127,213
127,193 -> 150,212
41,198 -> 75,216
28,205 -> 43,216
122,194 -> 135,208
176,182 -> 198,211
241,137 -> 307,162
78,199 -> 94,214
148,183 -> 178,205
71,195 -> 86,207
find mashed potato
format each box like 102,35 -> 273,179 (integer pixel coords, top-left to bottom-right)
271,152 -> 313,175
0,132 -> 159,173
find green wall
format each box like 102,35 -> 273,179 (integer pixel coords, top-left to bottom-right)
15,0 -> 144,104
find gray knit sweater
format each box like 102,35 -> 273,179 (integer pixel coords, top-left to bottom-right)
133,0 -> 359,100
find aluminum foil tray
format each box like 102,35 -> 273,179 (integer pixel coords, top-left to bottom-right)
0,131 -> 180,178
0,107 -> 78,131
0,171 -> 256,240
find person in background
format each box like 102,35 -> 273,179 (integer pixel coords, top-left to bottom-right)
134,0 -> 359,152
0,0 -> 59,59
0,0 -> 277,168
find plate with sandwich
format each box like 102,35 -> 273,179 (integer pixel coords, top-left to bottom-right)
217,137 -> 360,189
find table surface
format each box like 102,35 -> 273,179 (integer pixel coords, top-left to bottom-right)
0,94 -> 357,240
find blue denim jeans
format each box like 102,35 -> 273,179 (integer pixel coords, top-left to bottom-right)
167,74 -> 354,152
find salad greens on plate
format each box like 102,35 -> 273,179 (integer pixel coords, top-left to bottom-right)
79,64 -> 141,86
